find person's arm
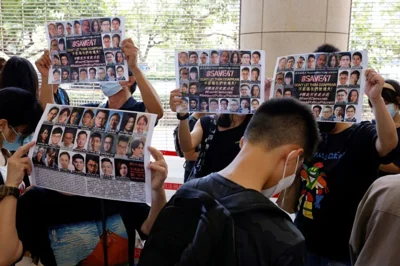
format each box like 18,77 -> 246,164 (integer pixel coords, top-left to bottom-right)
366,69 -> 398,157
36,50 -> 55,109
169,88 -> 204,153
179,118 -> 204,153
0,142 -> 35,266
140,147 -> 167,235
122,38 -> 163,119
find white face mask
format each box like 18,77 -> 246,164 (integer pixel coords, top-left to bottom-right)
100,82 -> 123,97
261,150 -> 300,198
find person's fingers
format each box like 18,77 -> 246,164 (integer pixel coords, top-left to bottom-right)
13,141 -> 35,158
148,163 -> 167,176
148,146 -> 164,161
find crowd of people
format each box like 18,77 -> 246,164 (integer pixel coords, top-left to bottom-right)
0,40 -> 399,266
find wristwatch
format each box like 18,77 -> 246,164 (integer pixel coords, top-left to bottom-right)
0,185 -> 20,200
177,113 -> 189,120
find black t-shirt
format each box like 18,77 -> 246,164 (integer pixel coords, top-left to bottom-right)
199,116 -> 251,176
192,174 -> 306,265
295,121 -> 391,261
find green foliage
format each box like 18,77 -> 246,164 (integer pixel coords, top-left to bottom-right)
0,0 -> 239,64
349,0 -> 400,74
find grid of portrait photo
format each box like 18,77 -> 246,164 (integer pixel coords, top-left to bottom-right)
29,105 -> 156,202
175,50 -> 265,114
46,17 -> 129,84
271,50 -> 367,123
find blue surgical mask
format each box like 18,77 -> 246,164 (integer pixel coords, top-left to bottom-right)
100,82 -> 123,97
1,126 -> 22,152
386,103 -> 398,118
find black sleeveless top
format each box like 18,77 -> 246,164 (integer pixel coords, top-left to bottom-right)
200,115 -> 252,176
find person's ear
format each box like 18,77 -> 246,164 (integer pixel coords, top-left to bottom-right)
239,136 -> 244,149
0,119 -> 8,132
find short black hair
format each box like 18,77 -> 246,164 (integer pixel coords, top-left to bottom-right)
285,72 -> 293,79
287,56 -> 295,62
118,135 -> 129,144
52,127 -> 63,135
189,51 -> 198,57
59,152 -> 70,159
220,98 -> 228,104
284,88 -> 292,95
337,89 -> 347,94
353,52 -> 362,60
90,132 -> 101,139
346,105 -> 356,111
104,134 -> 114,141
64,127 -> 76,135
0,87 -> 42,134
53,69 -> 60,75
252,68 -> 260,75
89,67 -> 96,73
112,34 -> 120,40
112,17 -> 121,24
78,131 -> 87,137
308,54 -> 315,60
351,70 -> 360,79
210,99 -> 218,104
244,98 -> 321,160
251,99 -> 259,104
131,139 -> 144,150
83,109 -> 94,118
190,98 -> 198,104
252,51 -> 261,58
117,66 -> 124,71
101,158 -> 112,164
340,71 -> 349,76
86,154 -> 99,164
74,20 -> 80,26
72,153 -> 84,162
60,108 -> 71,117
96,110 -> 109,119
314,44 -> 340,53
110,113 -> 121,121
242,67 -> 250,72
80,69 -> 87,74
60,54 -> 68,59
313,105 -> 322,111
323,106 -> 332,111
0,57 -> 40,98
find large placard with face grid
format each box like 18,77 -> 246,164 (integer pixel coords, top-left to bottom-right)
270,50 -> 367,123
46,17 -> 129,84
175,49 -> 266,114
28,104 -> 157,203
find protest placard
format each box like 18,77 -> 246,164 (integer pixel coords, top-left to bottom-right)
270,51 -> 367,123
46,17 -> 129,84
28,104 -> 156,203
175,50 -> 266,114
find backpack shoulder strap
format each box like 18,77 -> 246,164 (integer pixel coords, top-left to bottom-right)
188,115 -> 218,180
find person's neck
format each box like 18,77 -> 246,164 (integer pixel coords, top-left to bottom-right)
219,145 -> 273,192
330,122 -> 352,134
108,89 -> 130,110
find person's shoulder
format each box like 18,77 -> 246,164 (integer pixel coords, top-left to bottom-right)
121,97 -> 146,112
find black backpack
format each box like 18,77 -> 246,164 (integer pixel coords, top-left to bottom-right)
137,182 -> 239,266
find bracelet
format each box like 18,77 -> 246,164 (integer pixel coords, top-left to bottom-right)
177,113 -> 189,120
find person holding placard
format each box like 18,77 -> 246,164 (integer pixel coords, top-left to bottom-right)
278,44 -> 398,266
